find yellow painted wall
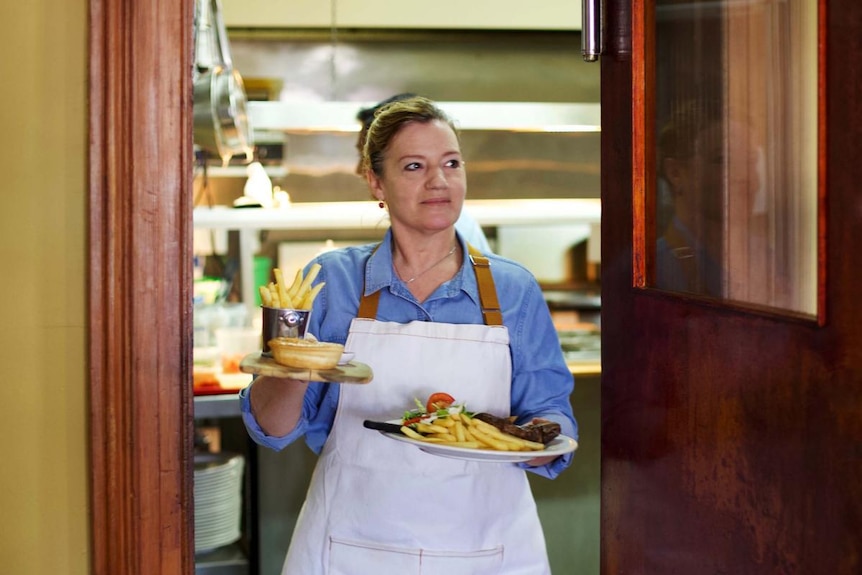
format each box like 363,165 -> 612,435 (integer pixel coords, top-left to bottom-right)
0,1 -> 89,573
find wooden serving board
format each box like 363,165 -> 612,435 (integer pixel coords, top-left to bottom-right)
239,352 -> 373,384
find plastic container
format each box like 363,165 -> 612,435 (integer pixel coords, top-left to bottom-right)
215,327 -> 261,374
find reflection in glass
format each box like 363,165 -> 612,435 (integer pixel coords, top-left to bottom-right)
652,0 -> 818,316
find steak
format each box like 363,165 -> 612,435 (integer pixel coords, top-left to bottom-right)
473,413 -> 561,445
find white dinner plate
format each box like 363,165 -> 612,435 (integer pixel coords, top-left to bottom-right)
377,419 -> 578,463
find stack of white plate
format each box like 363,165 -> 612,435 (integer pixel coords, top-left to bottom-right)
194,452 -> 245,553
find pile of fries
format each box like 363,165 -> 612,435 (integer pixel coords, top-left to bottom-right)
400,412 -> 545,452
259,263 -> 324,310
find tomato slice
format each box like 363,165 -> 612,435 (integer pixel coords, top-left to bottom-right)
426,392 -> 456,413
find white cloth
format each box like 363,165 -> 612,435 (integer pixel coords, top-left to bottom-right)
282,317 -> 551,575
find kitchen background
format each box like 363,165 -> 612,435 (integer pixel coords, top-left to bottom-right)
191,7 -> 602,574
0,1 -> 601,573
194,28 -> 603,287
1,2 -> 87,573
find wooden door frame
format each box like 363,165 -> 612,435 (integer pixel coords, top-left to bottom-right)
601,0 -> 862,573
88,0 -> 195,573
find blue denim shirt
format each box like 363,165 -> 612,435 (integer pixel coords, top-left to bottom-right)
240,229 -> 578,479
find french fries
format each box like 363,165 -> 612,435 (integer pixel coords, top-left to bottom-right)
259,263 -> 325,310
400,412 -> 546,452
400,425 -> 481,449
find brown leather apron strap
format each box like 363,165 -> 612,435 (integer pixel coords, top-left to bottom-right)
356,243 -> 503,326
357,288 -> 381,319
468,244 -> 503,326
357,243 -> 383,319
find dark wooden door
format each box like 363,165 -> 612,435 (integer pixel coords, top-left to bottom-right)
600,1 -> 862,573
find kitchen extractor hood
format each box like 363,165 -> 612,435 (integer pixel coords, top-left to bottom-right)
194,0 -> 254,163
247,101 -> 600,134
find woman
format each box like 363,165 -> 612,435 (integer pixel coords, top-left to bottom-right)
240,96 -> 577,574
655,100 -> 761,298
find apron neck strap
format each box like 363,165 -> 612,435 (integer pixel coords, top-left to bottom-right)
357,287 -> 381,319
468,245 -> 503,326
357,243 -> 502,326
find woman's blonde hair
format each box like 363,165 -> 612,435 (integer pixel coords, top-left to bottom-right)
360,96 -> 459,177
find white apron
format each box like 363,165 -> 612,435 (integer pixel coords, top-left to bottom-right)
282,266 -> 551,575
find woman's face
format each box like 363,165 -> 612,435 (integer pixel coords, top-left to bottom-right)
664,120 -> 759,229
367,119 -> 466,236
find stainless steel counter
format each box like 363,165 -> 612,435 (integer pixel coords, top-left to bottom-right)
195,393 -> 242,419
195,543 -> 249,575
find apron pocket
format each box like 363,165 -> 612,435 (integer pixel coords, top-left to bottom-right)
329,537 -> 418,574
328,537 -> 503,575
420,546 -> 504,575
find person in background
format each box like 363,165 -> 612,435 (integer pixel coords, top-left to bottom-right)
656,100 -> 763,298
240,96 -> 576,574
357,93 -> 493,253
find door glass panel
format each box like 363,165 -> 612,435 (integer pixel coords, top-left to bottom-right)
652,0 -> 818,316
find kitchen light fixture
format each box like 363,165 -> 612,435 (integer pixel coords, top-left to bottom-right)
247,101 -> 601,134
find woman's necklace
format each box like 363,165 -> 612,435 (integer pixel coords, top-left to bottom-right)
395,245 -> 457,284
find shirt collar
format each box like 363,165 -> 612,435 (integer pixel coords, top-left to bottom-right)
363,228 -> 482,308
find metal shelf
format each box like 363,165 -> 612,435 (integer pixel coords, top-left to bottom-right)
199,165 -> 288,179
248,101 -> 601,133
193,198 -> 600,231
195,543 -> 249,575
195,394 -> 243,420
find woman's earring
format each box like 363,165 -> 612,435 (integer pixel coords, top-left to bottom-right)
378,201 -> 385,209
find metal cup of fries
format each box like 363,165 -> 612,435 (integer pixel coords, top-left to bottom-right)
258,263 -> 325,356
261,307 -> 311,356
